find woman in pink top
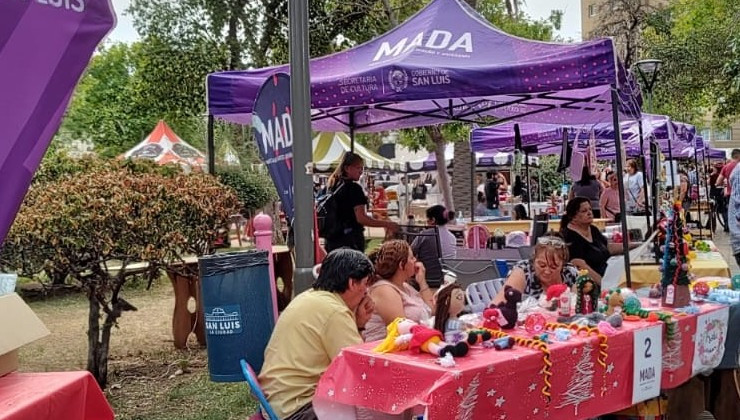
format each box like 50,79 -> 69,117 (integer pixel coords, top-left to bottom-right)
599,171 -> 622,222
363,240 -> 434,342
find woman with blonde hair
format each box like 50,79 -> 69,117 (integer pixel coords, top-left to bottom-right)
324,152 -> 398,252
491,232 -> 578,304
363,240 -> 434,342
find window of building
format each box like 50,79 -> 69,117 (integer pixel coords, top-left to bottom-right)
715,128 -> 732,141
700,128 -> 712,142
589,4 -> 598,16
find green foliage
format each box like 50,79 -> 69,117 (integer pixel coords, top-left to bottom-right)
216,169 -> 277,213
0,158 -> 240,387
641,0 -> 740,124
537,155 -> 565,199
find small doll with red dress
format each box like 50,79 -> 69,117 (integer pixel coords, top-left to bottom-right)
575,270 -> 599,315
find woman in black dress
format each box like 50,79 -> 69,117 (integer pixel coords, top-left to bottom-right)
560,196 -> 625,283
324,152 -> 398,252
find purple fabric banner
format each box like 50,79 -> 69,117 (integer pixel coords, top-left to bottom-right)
251,73 -> 294,220
0,1 -> 115,244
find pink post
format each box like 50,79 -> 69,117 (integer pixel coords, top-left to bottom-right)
253,212 -> 278,323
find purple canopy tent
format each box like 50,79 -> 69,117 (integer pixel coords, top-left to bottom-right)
0,2 -> 116,245
206,0 -> 642,285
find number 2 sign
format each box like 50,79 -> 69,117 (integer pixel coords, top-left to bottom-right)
632,325 -> 663,404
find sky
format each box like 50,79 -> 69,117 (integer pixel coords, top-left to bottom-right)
107,0 -> 581,44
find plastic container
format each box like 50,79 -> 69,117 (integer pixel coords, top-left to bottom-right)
199,250 -> 276,382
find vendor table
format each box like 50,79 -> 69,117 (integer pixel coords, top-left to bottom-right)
466,218 -> 609,235
315,303 -> 730,420
624,243 -> 731,289
0,371 -> 113,420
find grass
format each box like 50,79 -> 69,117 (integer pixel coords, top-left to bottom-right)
18,277 -> 258,419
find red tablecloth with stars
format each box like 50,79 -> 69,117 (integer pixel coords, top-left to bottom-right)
315,303 -> 729,420
0,371 -> 113,420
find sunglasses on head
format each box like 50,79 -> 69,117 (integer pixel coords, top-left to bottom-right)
537,236 -> 566,248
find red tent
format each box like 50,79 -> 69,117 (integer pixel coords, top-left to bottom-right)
122,120 -> 205,169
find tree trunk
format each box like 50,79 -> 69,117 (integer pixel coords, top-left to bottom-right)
86,292 -> 105,386
425,126 -> 453,210
452,137 -> 474,216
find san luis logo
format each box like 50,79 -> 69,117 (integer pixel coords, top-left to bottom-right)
205,305 -> 243,336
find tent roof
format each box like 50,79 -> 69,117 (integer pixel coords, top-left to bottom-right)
406,143 -> 538,172
122,120 -> 206,168
207,0 -> 639,132
312,132 -> 403,172
470,114 -> 695,155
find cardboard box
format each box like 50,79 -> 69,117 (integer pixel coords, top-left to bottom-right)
0,293 -> 50,377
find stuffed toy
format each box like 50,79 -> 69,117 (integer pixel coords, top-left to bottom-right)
374,318 -> 469,357
465,328 -> 493,345
482,307 -> 506,330
488,285 -> 521,329
433,282 -> 467,343
605,289 -> 625,316
575,271 -> 599,314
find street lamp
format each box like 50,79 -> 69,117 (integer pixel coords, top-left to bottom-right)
634,59 -> 662,113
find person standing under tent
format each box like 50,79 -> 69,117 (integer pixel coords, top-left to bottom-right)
624,160 -> 646,215
599,171 -> 622,222
716,149 -> 740,232
324,152 -> 399,252
709,163 -> 727,231
569,166 -> 603,218
484,171 -> 500,216
678,169 -> 692,221
728,163 -> 740,267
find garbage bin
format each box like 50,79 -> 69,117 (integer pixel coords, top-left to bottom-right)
199,250 -> 276,382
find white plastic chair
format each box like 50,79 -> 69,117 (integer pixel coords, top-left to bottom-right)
465,278 -> 505,312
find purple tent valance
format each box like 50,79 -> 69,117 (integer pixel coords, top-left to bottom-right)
207,0 -> 638,132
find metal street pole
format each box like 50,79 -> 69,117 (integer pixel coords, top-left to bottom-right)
289,0 -> 314,293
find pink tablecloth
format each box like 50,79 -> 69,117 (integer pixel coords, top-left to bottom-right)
316,303 -> 728,420
0,371 -> 114,420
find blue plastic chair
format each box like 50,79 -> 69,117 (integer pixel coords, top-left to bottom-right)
240,359 -> 279,420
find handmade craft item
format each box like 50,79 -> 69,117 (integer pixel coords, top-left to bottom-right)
543,284 -> 568,310
488,285 -> 521,329
692,281 -> 710,297
433,282 -> 467,343
604,289 -> 624,316
525,313 -> 547,334
374,318 -> 469,357
575,270 -> 599,314
659,202 -> 692,307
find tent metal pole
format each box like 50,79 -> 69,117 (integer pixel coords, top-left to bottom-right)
289,0 -> 314,293
525,151 -> 531,217
611,88 -> 632,288
349,108 -> 356,153
637,118 -> 652,236
470,149 -> 475,222
668,138 -> 676,188
650,140 -> 660,263
207,114 -> 215,174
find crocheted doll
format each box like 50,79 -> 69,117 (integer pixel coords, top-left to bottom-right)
433,282 -> 467,343
488,285 -> 521,329
374,318 -> 469,357
605,289 -> 625,316
575,270 -> 599,314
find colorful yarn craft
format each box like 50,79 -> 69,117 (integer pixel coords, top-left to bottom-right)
623,308 -> 677,339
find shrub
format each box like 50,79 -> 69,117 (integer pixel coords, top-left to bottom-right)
0,159 -> 240,387
216,169 -> 277,214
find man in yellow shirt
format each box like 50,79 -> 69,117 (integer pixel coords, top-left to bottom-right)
259,248 -> 375,420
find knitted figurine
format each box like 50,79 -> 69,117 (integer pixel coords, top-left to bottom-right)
575,270 -> 599,315
374,318 -> 469,357
433,282 -> 467,343
605,289 -> 624,316
488,285 -> 522,329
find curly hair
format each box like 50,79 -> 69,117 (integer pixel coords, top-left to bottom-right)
372,239 -> 411,282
